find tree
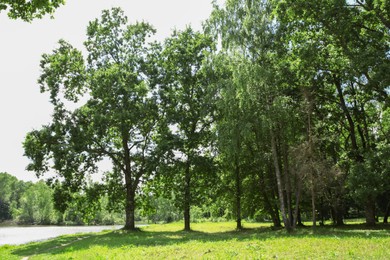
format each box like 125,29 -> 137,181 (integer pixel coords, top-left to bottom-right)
0,0 -> 64,21
157,27 -> 217,231
23,8 -> 159,230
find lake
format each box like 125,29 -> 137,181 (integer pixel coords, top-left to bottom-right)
0,225 -> 122,245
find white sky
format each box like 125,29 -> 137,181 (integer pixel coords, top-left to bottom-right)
0,0 -> 222,182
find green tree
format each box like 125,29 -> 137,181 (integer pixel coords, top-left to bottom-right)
23,8 -> 159,230
157,27 -> 217,231
0,0 -> 64,21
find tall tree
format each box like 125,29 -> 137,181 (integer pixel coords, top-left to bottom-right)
157,27 -> 216,231
23,8 -> 159,230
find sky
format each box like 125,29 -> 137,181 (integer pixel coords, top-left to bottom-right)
0,0 -> 222,182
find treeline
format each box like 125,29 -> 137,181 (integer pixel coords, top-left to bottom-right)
23,0 -> 389,231
0,172 -> 123,225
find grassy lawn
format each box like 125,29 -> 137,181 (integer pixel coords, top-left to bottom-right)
1,221 -> 389,259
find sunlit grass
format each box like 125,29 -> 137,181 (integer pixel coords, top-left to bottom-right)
1,221 -> 389,259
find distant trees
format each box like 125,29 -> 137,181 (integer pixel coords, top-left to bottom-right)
0,172 -> 28,222
18,181 -> 55,224
0,172 -> 56,224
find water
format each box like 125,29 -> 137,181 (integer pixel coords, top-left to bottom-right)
0,225 -> 122,245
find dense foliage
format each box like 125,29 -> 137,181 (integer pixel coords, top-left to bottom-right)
17,1 -> 390,231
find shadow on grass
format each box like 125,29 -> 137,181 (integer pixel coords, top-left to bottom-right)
10,223 -> 390,258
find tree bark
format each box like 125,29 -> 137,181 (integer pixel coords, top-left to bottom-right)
124,183 -> 136,230
122,133 -> 137,230
184,160 -> 191,231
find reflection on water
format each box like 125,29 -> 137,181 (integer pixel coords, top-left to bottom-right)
0,225 -> 122,245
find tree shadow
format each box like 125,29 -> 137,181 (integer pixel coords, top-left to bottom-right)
10,223 -> 390,258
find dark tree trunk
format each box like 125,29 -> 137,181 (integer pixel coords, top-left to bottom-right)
297,208 -> 304,227
122,133 -> 137,231
235,159 -> 242,230
261,186 -> 281,228
124,184 -> 136,230
184,160 -> 191,231
333,203 -> 345,226
292,172 -> 302,229
384,201 -> 390,224
365,199 -> 376,226
334,76 -> 361,161
311,182 -> 316,229
271,205 -> 281,227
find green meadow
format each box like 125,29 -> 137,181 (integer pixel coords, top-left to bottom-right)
1,222 -> 389,259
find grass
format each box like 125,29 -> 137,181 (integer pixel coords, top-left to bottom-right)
1,221 -> 389,259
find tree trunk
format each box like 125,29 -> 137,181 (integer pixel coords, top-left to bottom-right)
365,198 -> 376,226
124,184 -> 136,230
270,128 -> 291,232
282,144 -> 293,226
122,133 -> 137,231
334,75 -> 361,161
311,182 -> 316,229
292,171 -> 302,229
184,160 -> 191,231
235,158 -> 242,230
297,208 -> 304,227
333,202 -> 345,226
384,201 -> 390,224
261,186 -> 281,227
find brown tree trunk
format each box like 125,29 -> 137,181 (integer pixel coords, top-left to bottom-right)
122,133 -> 137,231
124,183 -> 136,230
184,160 -> 191,231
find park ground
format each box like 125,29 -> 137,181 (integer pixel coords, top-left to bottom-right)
1,221 -> 389,259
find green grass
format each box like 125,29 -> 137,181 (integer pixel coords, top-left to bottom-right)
1,221 -> 389,259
